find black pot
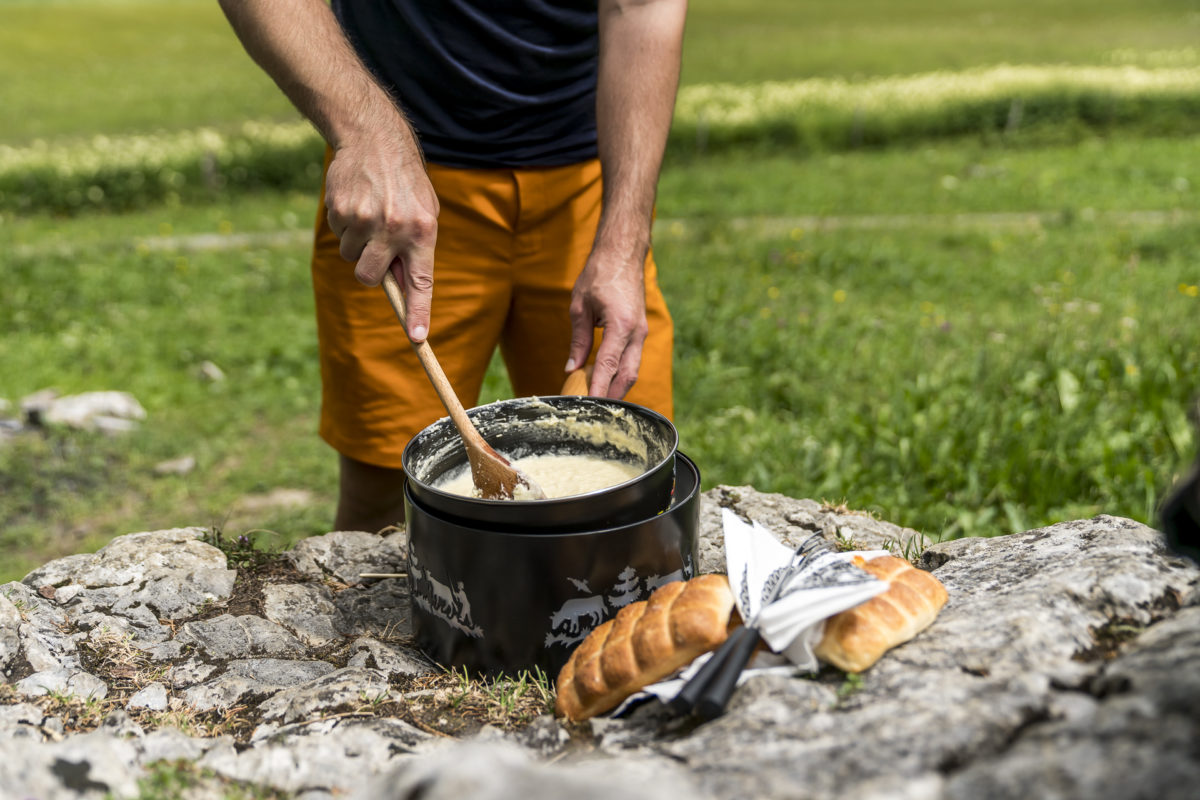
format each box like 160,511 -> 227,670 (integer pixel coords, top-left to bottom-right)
402,395 -> 678,533
406,452 -> 702,677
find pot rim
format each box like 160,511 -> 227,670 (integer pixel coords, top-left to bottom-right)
404,451 -> 700,540
402,394 -> 679,508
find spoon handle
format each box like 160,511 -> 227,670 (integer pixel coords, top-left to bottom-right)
381,271 -> 480,447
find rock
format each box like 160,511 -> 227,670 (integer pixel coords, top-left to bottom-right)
0,488 -> 1197,800
176,615 -> 308,660
698,485 -> 930,574
184,659 -> 336,712
203,717 -> 430,795
7,583 -> 78,675
332,579 -> 412,639
0,594 -> 21,674
23,554 -> 94,589
15,669 -> 107,701
354,741 -> 708,800
165,658 -> 218,688
263,584 -> 344,647
126,682 -> 169,712
19,388 -> 59,422
346,637 -> 433,678
0,702 -> 47,740
288,530 -> 408,585
225,658 -> 338,686
36,390 -> 146,431
139,726 -> 224,763
153,455 -> 196,476
21,529 -> 236,640
0,730 -> 141,800
258,667 -> 390,724
198,360 -> 226,382
93,415 -> 140,435
183,675 -> 270,712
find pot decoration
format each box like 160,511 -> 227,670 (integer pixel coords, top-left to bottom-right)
406,452 -> 702,677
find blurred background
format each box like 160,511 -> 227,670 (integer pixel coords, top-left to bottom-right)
1,0 -> 1198,581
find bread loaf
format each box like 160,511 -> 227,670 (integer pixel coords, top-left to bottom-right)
555,574 -> 735,721
814,555 -> 948,673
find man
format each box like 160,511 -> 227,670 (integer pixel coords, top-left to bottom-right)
218,0 -> 686,531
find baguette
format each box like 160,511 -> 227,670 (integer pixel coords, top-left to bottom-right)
814,555 -> 948,673
555,574 -> 735,721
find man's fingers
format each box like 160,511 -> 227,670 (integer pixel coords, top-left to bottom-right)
610,333 -> 645,399
354,240 -> 392,286
401,243 -> 436,343
565,314 -> 597,376
588,329 -> 628,398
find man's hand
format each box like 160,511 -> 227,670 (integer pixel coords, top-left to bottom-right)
577,0 -> 686,398
324,130 -> 439,342
567,247 -> 648,399
216,0 -> 439,343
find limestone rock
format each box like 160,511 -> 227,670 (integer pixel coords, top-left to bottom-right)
355,741 -> 709,800
332,578 -> 412,639
346,636 -> 433,678
1,489 -> 1197,800
175,614 -> 307,660
0,731 -> 142,799
204,717 -> 431,795
21,528 -> 236,651
15,669 -> 108,700
262,583 -> 343,647
698,485 -> 930,573
287,529 -> 408,585
183,658 -> 338,713
0,593 -> 21,674
0,702 -> 49,740
257,666 -> 390,724
36,390 -> 146,431
126,682 -> 169,712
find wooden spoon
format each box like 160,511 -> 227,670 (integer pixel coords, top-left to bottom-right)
560,365 -> 593,396
381,271 -> 545,500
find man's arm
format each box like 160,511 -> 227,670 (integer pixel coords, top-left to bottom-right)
567,0 -> 687,398
217,0 -> 438,342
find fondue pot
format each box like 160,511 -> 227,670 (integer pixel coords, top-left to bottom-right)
401,395 -> 679,533
406,452 -> 701,677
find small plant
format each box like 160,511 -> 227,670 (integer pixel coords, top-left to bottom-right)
3,587 -> 34,620
833,527 -> 864,553
132,760 -> 289,800
357,688 -> 391,710
836,672 -> 865,700
883,533 -> 932,565
430,665 -> 555,727
202,527 -> 277,570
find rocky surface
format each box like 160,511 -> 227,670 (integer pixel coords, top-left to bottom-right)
1,486 -> 1197,799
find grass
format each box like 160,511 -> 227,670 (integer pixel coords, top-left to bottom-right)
679,0 -> 1200,85
1,0 -> 1198,580
659,214 -> 1199,539
2,0 -> 1198,145
2,134 -> 1197,579
7,67 -> 1199,216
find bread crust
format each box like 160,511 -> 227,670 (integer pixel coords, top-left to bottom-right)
555,574 -> 735,721
814,555 -> 948,673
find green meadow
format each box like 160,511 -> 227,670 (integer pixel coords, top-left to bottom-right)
1,0 -> 1198,580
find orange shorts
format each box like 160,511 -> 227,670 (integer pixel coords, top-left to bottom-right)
311,155 -> 675,469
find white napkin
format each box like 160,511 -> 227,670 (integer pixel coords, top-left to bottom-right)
612,509 -> 889,715
724,509 -> 889,670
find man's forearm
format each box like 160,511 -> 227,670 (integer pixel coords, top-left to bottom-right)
218,0 -> 439,334
217,0 -> 412,151
594,0 -> 687,258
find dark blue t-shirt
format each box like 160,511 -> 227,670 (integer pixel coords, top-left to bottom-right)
332,0 -> 599,168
